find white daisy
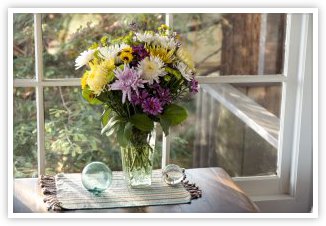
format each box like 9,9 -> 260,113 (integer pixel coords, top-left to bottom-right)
154,34 -> 177,50
137,56 -> 167,84
98,46 -> 118,60
176,62 -> 193,81
75,49 -> 95,70
135,32 -> 155,43
98,43 -> 130,60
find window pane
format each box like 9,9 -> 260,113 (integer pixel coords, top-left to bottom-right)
13,87 -> 37,178
173,13 -> 286,76
42,13 -> 165,78
43,86 -> 162,175
13,13 -> 35,79
169,87 -> 277,177
232,83 -> 282,117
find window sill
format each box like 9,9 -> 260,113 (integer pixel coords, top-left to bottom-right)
12,167 -> 259,214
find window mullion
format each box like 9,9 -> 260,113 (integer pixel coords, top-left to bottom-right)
196,74 -> 286,83
34,13 -> 45,176
161,13 -> 174,169
162,132 -> 170,169
277,14 -> 309,194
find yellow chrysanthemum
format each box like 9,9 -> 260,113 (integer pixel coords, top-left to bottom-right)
176,47 -> 195,70
100,36 -> 108,46
87,70 -> 108,95
101,58 -> 116,82
101,59 -> 116,74
120,51 -> 133,63
159,24 -> 170,31
86,59 -> 115,95
89,58 -> 115,75
146,45 -> 175,64
122,46 -> 133,54
158,24 -> 170,35
81,71 -> 89,89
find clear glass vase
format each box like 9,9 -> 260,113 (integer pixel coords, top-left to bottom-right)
120,127 -> 156,188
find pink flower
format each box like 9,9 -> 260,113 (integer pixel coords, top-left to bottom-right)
110,65 -> 146,104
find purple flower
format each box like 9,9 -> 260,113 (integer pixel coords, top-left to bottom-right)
142,97 -> 163,116
149,83 -> 160,90
189,78 -> 199,94
131,90 -> 149,105
149,83 -> 172,106
110,65 -> 146,103
157,87 -> 172,106
130,45 -> 150,68
132,45 -> 149,60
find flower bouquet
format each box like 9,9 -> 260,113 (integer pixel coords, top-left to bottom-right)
75,24 -> 198,187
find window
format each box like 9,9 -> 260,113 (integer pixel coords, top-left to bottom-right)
13,13 -> 165,177
10,9 -> 314,212
169,13 -> 285,177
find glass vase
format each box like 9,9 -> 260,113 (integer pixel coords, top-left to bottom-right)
120,127 -> 156,188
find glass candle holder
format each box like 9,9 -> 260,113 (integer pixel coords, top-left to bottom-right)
81,161 -> 112,193
162,164 -> 184,185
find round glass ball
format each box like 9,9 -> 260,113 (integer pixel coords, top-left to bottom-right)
81,161 -> 112,193
162,164 -> 184,185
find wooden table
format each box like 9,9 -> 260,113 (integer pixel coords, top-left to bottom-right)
13,167 -> 259,213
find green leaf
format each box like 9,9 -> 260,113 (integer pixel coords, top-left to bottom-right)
105,124 -> 118,137
164,75 -> 171,82
82,88 -> 102,105
161,104 -> 188,126
165,67 -> 182,80
124,122 -> 133,140
129,114 -> 154,132
117,123 -> 129,147
106,71 -> 115,83
101,108 -> 111,128
159,117 -> 171,136
97,92 -> 110,103
101,115 -> 120,135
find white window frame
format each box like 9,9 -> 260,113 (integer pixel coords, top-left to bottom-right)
9,9 -> 316,213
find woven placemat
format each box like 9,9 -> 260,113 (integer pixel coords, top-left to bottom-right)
40,169 -> 202,211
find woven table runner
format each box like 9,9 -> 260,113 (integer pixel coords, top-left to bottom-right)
40,169 -> 202,211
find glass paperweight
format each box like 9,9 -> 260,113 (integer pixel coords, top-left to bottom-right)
162,164 -> 184,185
81,161 -> 112,193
